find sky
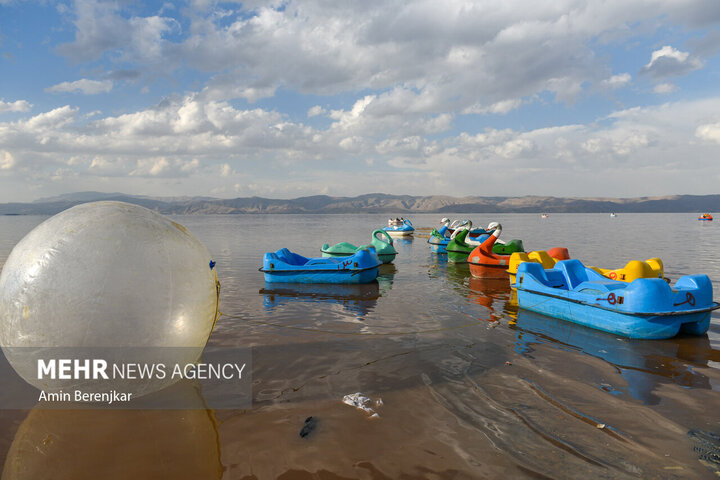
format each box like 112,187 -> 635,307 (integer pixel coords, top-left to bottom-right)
1,1 -> 720,202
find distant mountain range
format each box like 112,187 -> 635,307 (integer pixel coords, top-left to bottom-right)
1,192 -> 719,215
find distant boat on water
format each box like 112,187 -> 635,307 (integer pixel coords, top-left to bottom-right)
610,213 -> 617,218
541,213 -> 548,219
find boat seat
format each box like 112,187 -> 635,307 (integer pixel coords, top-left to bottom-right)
519,262 -> 567,289
275,248 -> 310,266
528,251 -> 556,269
556,259 -> 595,290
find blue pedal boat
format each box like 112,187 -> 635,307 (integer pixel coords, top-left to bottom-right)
428,224 -> 452,253
515,259 -> 720,339
260,247 -> 381,284
383,219 -> 415,237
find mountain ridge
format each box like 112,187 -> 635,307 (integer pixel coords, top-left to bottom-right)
2,192 -> 718,215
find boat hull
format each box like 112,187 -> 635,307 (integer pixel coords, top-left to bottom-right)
428,232 -> 449,253
447,248 -> 470,263
515,260 -> 717,339
516,288 -> 711,339
262,266 -> 379,284
384,229 -> 413,237
469,261 -> 507,276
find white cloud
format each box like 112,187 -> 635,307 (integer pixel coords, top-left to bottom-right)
307,105 -> 326,118
3,96 -> 720,199
463,99 -> 523,115
23,106 -> 78,130
696,123 -> 720,143
653,82 -> 676,94
601,73 -> 632,89
56,0 -> 178,66
612,132 -> 649,155
0,151 -> 15,170
132,157 -> 170,176
219,163 -> 233,176
385,99 -> 720,195
0,99 -> 32,113
494,138 -> 534,158
54,0 -> 715,114
640,45 -> 703,78
46,79 -> 114,95
338,136 -> 362,151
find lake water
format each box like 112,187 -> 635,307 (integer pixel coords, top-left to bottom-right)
1,212 -> 719,479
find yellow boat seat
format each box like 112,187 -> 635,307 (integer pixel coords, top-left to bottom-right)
588,257 -> 664,282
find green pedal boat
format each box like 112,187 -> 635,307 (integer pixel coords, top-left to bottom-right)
322,229 -> 398,264
447,227 -> 524,263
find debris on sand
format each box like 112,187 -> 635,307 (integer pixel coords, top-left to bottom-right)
342,392 -> 383,418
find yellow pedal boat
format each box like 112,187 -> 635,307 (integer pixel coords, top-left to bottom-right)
587,257 -> 665,283
509,253 -> 665,287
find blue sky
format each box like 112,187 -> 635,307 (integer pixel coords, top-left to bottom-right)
1,0 -> 720,201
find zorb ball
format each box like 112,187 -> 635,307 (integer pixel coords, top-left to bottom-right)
0,201 -> 219,397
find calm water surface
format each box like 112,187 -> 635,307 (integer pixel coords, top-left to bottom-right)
1,212 -> 719,479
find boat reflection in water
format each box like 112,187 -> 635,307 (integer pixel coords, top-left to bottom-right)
507,303 -> 718,405
260,282 -> 381,317
392,237 -> 414,252
466,274 -> 512,322
1,381 -> 221,480
376,263 -> 397,295
443,261 -> 512,322
260,264 -> 396,318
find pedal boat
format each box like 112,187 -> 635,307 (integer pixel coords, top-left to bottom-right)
429,220 -> 488,253
446,228 -> 488,263
261,247 -> 381,284
447,221 -> 522,262
322,229 -> 397,264
428,219 -> 458,253
514,259 -> 719,339
383,219 -> 415,237
507,248 -> 571,285
443,219 -> 486,236
467,223 -> 525,273
428,227 -> 451,253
